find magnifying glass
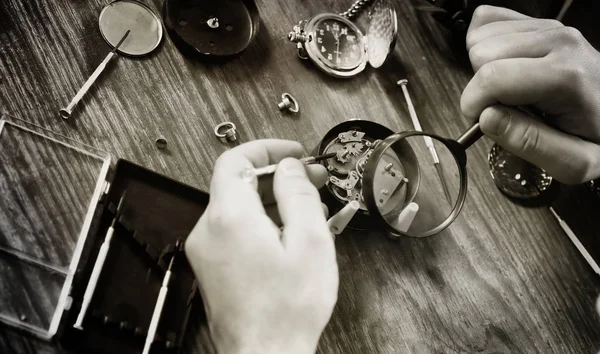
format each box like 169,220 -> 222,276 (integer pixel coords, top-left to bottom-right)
362,123 -> 482,238
60,0 -> 163,119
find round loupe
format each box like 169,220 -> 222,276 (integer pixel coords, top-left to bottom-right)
99,0 -> 163,57
363,132 -> 468,237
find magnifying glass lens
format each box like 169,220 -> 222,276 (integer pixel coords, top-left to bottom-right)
366,134 -> 464,237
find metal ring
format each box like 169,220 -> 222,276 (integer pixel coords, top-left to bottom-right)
282,93 -> 299,113
214,122 -> 237,143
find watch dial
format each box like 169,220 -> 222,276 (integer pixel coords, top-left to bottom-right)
313,19 -> 363,70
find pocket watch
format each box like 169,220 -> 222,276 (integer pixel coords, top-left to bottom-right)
288,0 -> 398,78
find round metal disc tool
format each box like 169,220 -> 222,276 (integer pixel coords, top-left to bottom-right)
163,0 -> 259,59
488,143 -> 553,199
98,0 -> 163,57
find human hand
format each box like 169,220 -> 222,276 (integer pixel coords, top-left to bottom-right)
461,5 -> 600,183
185,140 -> 338,354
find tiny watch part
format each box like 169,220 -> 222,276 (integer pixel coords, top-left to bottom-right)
277,93 -> 299,113
214,122 -> 237,143
155,137 -> 168,150
288,0 -> 397,78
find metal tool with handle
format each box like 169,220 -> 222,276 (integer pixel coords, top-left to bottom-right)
59,30 -> 130,119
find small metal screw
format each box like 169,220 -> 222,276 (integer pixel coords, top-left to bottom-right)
277,93 -> 299,113
207,17 -> 219,29
384,163 -> 393,172
155,137 -> 167,150
225,129 -> 237,142
381,189 -> 389,195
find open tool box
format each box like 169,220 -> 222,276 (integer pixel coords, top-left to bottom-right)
0,117 -> 208,353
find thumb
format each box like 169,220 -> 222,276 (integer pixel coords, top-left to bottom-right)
273,158 -> 330,252
480,105 -> 600,184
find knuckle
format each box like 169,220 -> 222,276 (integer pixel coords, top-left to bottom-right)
545,19 -> 563,29
550,58 -> 585,93
206,205 -> 246,232
556,26 -> 584,45
561,62 -> 585,89
468,44 -> 488,69
465,31 -> 479,50
472,5 -> 497,22
476,63 -> 497,91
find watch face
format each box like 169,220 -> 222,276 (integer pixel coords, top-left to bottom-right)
311,16 -> 364,71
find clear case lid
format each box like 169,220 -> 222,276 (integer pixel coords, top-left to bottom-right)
0,116 -> 110,339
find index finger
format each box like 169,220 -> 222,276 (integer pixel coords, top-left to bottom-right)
210,139 -> 304,213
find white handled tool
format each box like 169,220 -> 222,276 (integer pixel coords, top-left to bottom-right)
397,79 -> 452,203
143,242 -> 179,354
74,193 -> 127,329
550,207 -> 600,275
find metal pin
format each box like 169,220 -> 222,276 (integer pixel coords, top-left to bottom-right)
381,189 -> 389,195
60,30 -> 130,119
384,163 -> 393,172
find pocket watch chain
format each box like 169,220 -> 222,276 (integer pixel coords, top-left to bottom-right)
339,0 -> 374,19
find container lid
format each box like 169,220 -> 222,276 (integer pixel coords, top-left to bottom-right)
367,0 -> 398,68
0,116 -> 110,339
163,0 -> 260,58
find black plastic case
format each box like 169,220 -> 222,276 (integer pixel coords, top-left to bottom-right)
0,117 -> 208,353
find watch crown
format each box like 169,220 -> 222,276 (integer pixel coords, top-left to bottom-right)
288,31 -> 310,44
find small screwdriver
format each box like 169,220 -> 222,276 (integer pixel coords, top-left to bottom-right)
74,192 -> 127,329
253,152 -> 336,177
143,240 -> 181,354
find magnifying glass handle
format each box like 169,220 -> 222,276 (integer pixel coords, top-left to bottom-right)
456,122 -> 483,149
59,52 -> 118,119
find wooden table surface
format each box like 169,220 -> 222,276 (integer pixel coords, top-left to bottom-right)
2,0 -> 600,353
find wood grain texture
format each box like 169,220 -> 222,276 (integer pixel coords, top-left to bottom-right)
1,0 -> 600,353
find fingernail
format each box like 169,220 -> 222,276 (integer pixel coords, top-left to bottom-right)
279,158 -> 306,176
481,107 -> 510,136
